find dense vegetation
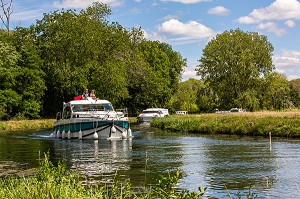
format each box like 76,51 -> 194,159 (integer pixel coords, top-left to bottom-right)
1,3 -> 300,120
151,111 -> 300,138
0,153 -> 206,199
0,3 -> 185,119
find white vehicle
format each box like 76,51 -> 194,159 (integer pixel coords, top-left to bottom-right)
137,108 -> 169,123
229,108 -> 244,113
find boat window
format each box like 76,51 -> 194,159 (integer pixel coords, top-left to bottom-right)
72,103 -> 114,112
63,106 -> 71,119
142,110 -> 160,114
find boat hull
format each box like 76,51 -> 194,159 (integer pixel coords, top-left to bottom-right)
53,118 -> 129,139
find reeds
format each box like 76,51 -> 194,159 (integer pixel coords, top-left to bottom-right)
0,153 -> 205,199
151,111 -> 300,138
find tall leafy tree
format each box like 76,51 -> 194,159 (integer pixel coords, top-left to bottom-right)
168,78 -> 202,113
261,72 -> 291,110
13,27 -> 46,118
289,78 -> 300,107
35,3 -> 130,116
128,40 -> 186,113
196,29 -> 274,109
0,39 -> 20,119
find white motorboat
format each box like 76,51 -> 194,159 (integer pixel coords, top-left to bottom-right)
52,97 -> 132,139
137,108 -> 169,123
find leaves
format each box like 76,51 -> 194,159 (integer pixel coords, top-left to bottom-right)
196,29 -> 274,109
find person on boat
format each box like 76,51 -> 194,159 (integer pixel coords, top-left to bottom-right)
82,88 -> 89,100
90,90 -> 97,100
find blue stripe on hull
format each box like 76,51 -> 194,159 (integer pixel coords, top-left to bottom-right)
54,120 -> 129,132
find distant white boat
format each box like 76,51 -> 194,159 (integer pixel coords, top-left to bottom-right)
229,108 -> 244,113
52,97 -> 132,140
175,111 -> 188,115
137,108 -> 169,123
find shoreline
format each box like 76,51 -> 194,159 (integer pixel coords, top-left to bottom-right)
0,119 -> 55,131
0,117 -> 138,131
151,111 -> 300,138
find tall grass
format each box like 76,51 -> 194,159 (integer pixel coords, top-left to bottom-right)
0,119 -> 55,131
0,153 -> 206,199
151,111 -> 300,138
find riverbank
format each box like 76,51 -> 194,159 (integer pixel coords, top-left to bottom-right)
151,111 -> 300,138
0,117 -> 137,131
0,119 -> 55,131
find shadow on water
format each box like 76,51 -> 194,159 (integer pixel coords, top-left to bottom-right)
1,125 -> 300,198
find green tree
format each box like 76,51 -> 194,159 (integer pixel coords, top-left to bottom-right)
0,40 -> 20,119
35,3 -> 130,116
127,40 -> 186,113
168,78 -> 202,113
12,27 -> 46,118
262,72 -> 291,110
289,78 -> 300,108
196,29 -> 274,109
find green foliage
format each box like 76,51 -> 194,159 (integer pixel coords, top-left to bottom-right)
168,78 -> 201,113
151,113 -> 300,138
0,28 -> 46,119
126,40 -> 186,114
197,29 -> 274,110
0,154 -> 206,199
260,72 -> 291,110
0,119 -> 54,131
289,78 -> 300,107
2,3 -> 297,118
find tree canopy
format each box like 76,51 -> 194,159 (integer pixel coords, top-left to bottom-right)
196,29 -> 274,109
0,2 -> 186,119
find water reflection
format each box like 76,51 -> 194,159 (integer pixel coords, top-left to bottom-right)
53,139 -> 133,179
1,127 -> 300,198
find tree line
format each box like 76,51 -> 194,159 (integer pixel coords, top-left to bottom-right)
0,2 -> 186,119
170,29 -> 300,113
1,3 -> 300,120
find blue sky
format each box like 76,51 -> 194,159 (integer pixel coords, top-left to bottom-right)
5,0 -> 300,81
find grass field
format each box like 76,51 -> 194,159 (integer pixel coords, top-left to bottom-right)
151,110 -> 300,138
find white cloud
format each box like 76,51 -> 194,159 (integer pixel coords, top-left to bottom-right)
160,0 -> 210,4
162,15 -> 179,21
142,29 -> 167,42
182,67 -> 201,81
257,22 -> 286,36
237,0 -> 300,24
285,20 -> 296,27
273,49 -> 300,80
53,0 -> 124,9
157,19 -> 215,43
12,8 -> 44,22
207,6 -> 230,16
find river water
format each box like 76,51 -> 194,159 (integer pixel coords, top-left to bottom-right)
1,124 -> 300,198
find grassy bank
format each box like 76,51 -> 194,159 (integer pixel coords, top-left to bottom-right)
0,154 -> 206,199
0,119 -> 55,131
151,111 -> 300,138
0,117 -> 137,132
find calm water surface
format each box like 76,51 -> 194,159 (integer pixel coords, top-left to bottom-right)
1,124 -> 300,198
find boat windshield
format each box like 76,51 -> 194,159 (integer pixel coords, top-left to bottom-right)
72,103 -> 114,112
142,110 -> 162,114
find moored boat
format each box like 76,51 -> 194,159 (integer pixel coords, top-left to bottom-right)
137,108 -> 169,123
51,97 -> 132,139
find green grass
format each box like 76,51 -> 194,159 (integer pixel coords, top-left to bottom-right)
151,111 -> 300,138
0,117 -> 137,132
0,119 -> 55,131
